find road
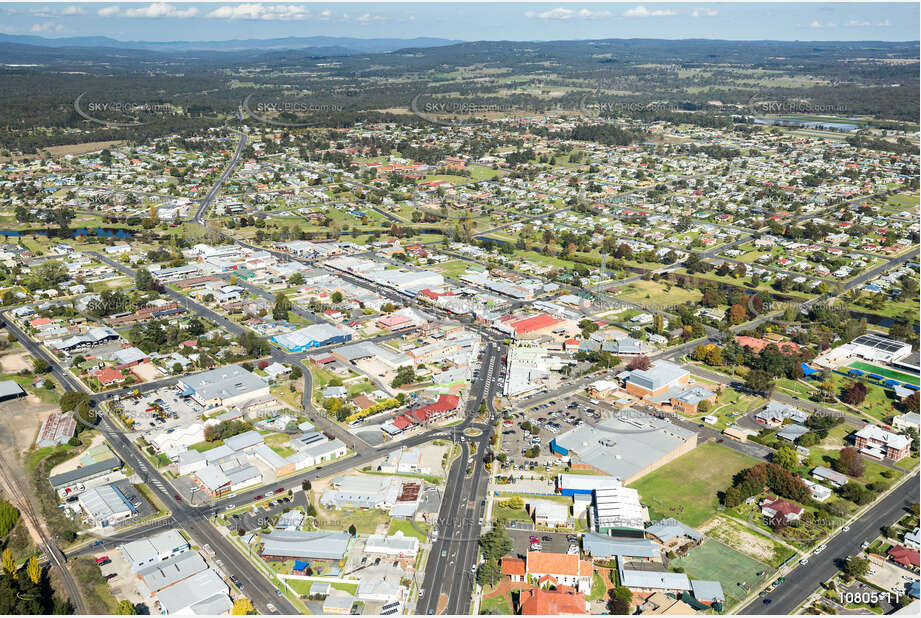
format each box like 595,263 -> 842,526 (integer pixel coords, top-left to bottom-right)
417,340 -> 503,615
192,128 -> 248,222
738,472 -> 919,615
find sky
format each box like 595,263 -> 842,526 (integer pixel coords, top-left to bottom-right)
1,2 -> 918,43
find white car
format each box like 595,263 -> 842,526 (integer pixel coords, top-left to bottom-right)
799,559 -> 809,566
266,604 -> 277,613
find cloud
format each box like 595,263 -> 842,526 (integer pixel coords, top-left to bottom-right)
525,8 -> 613,20
122,3 -> 199,18
205,4 -> 311,21
31,22 -> 65,33
624,6 -> 677,18
691,8 -> 718,18
62,6 -> 85,16
847,18 -> 891,27
319,9 -> 331,20
809,20 -> 824,29
30,5 -> 85,17
97,6 -> 121,17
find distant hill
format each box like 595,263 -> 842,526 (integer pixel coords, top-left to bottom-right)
0,34 -> 461,55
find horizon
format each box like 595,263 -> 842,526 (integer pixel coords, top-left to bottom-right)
1,2 -> 919,43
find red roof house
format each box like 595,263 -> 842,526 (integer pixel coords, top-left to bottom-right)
888,545 -> 920,569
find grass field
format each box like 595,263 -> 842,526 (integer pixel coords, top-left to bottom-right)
285,577 -> 358,596
848,362 -> 919,386
672,539 -> 770,609
628,442 -> 759,527
387,519 -> 430,542
614,279 -> 703,307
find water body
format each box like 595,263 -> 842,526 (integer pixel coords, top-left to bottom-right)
0,227 -> 134,238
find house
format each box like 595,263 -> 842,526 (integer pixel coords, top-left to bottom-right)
888,545 -> 920,569
645,518 -> 704,548
812,466 -> 850,488
691,580 -> 725,606
94,367 -> 127,386
760,497 -> 803,523
525,552 -> 594,593
529,499 -> 570,528
904,527 -> 920,550
755,401 -> 809,426
519,586 -> 587,615
501,557 -> 526,583
854,425 -> 911,461
637,591 -> 696,614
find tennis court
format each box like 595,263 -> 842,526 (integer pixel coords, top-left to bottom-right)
671,539 -> 770,609
849,361 -> 919,386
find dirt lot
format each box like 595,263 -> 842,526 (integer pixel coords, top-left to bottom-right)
699,515 -> 782,565
130,362 -> 163,382
0,352 -> 33,373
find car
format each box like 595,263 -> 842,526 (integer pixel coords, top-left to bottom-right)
763,599 -> 772,605
698,424 -> 705,428
842,525 -> 850,532
427,610 -> 435,615
174,494 -> 182,502
266,604 -> 277,613
799,558 -> 809,566
274,488 -> 284,494
470,565 -> 477,573
105,573 -> 118,580
716,438 -> 724,443
255,495 -> 263,500
541,536 -> 551,542
441,550 -> 447,558
94,556 -> 110,565
529,535 -> 539,542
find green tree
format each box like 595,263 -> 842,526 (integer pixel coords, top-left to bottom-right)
773,446 -> 799,471
273,292 -> 291,321
476,559 -> 503,587
115,600 -> 138,615
843,555 -> 870,578
479,525 -> 513,562
135,268 -> 153,291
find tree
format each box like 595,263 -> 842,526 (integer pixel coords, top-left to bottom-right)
728,303 -> 748,325
115,600 -> 138,615
0,499 -> 20,537
348,524 -> 357,537
135,268 -> 153,291
841,381 -> 867,406
331,291 -> 343,304
773,446 -> 799,471
26,556 -> 41,585
479,525 -> 513,562
289,273 -> 305,286
59,390 -> 91,413
608,586 -> 632,615
697,400 -> 711,414
843,555 -> 871,578
32,357 -> 50,374
705,346 -> 722,367
273,292 -> 291,321
627,356 -> 650,371
2,548 -> 16,579
745,369 -> 774,396
231,598 -> 255,615
835,447 -> 865,478
476,559 -> 503,587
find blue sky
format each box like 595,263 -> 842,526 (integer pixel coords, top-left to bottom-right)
2,3 -> 918,42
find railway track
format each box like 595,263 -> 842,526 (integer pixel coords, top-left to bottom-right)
0,451 -> 87,614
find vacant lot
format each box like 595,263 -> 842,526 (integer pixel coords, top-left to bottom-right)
613,279 -> 702,307
699,515 -> 795,567
628,442 -> 758,527
672,539 -> 769,609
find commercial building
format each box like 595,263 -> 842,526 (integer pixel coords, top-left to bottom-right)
617,562 -> 692,596
622,361 -> 690,399
591,486 -> 648,535
364,531 -> 420,557
529,499 -> 570,528
135,552 -> 208,596
839,334 -> 913,363
121,529 -> 190,573
582,535 -> 660,561
550,412 -> 697,484
177,364 -> 270,410
49,456 -> 122,492
270,324 -> 353,352
259,530 -> 351,563
556,474 -> 624,497
155,567 -> 232,615
519,587 -> 587,615
78,483 -> 137,527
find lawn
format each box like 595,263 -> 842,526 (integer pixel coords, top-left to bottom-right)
671,539 -> 770,609
613,279 -> 703,307
628,442 -> 760,527
285,578 -> 358,596
432,259 -> 477,279
387,519 -> 430,542
479,592 -> 514,615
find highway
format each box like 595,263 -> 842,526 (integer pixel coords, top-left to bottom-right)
738,472 -> 919,615
192,128 -> 248,223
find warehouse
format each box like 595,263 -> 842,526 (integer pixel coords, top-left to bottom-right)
550,411 -> 697,483
259,530 -> 351,563
591,486 -> 648,536
0,380 -> 26,402
271,323 -> 353,352
49,456 -> 123,492
121,529 -> 190,573
136,552 -> 208,596
842,334 -> 913,363
155,568 -> 232,615
177,364 -> 270,410
78,483 -> 137,528
556,474 -> 624,497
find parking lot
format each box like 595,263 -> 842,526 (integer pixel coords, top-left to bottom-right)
506,528 -> 580,558
865,556 -> 920,598
224,490 -> 307,533
115,387 -> 201,436
498,394 -> 600,469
